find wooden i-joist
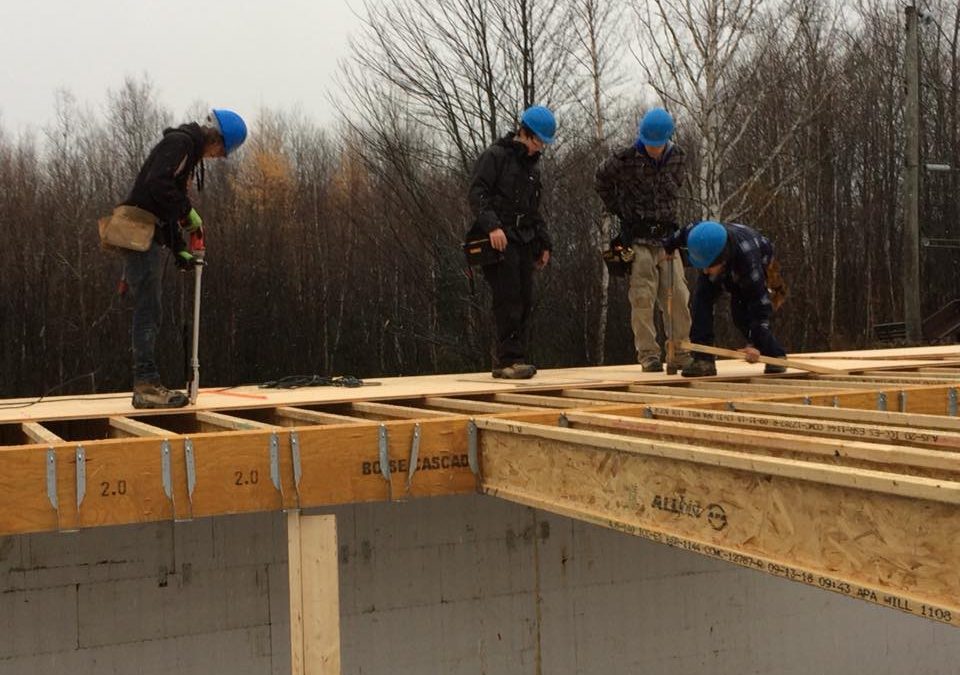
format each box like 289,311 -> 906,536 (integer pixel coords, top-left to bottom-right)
3,345 -> 960,632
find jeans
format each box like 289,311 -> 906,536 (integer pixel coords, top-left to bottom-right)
123,241 -> 163,385
481,240 -> 537,368
689,274 -> 786,360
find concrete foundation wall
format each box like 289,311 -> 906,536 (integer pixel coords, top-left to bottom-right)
0,494 -> 956,674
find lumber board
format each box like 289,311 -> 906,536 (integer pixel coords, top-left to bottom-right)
289,512 -> 306,675
491,393 -> 607,408
477,421 -> 960,626
423,397 -> 540,414
21,422 -> 63,445
643,405 -> 960,454
562,410 -> 960,475
175,431 -> 287,519
73,439 -> 175,528
293,419 -> 476,508
195,410 -> 278,431
6,346 -> 960,425
688,380 -> 845,394
0,445 -> 62,534
715,384 -> 958,415
288,512 -> 341,675
558,388 -> 679,404
730,401 -> 960,432
109,416 -> 170,438
276,407 -> 364,425
485,484 -> 958,628
474,419 -> 960,505
349,401 -> 458,420
682,340 -> 846,375
821,373 -> 960,384
627,384 -> 760,399
750,378 -> 902,390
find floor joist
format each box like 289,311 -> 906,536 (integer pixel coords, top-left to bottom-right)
2,345 -> 960,629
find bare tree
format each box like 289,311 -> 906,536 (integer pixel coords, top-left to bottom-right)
634,0 -> 826,221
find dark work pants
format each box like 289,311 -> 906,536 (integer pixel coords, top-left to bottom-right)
123,241 -> 163,385
689,274 -> 786,361
481,241 -> 536,368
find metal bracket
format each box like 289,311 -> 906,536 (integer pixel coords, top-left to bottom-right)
378,425 -> 390,482
877,392 -> 888,411
75,445 -> 86,509
46,449 -> 58,511
161,440 -> 173,501
832,396 -> 840,408
645,406 -> 656,418
898,391 -> 907,413
950,388 -> 958,417
184,438 -> 196,502
406,423 -> 421,489
467,420 -> 479,475
269,432 -> 281,493
803,396 -> 812,406
290,430 -> 302,500
559,414 -> 570,427
378,424 -> 392,500
725,402 -> 736,412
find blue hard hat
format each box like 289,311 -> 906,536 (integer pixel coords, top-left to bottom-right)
211,109 -> 247,155
687,221 -> 728,268
637,107 -> 675,147
520,105 -> 557,145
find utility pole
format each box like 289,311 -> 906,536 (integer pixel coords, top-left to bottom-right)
904,4 -> 922,343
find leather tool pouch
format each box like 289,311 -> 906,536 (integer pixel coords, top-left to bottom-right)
602,244 -> 635,277
463,237 -> 504,266
98,205 -> 156,252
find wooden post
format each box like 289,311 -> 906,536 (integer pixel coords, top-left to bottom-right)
288,512 -> 341,675
904,3 -> 922,342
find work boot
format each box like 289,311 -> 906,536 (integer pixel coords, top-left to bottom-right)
640,355 -> 663,372
681,359 -> 717,378
132,382 -> 189,409
492,363 -> 537,379
764,363 -> 787,374
666,352 -> 693,375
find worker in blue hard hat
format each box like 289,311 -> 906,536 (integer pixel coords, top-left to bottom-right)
661,220 -> 788,377
466,105 -> 556,379
120,108 -> 248,408
595,107 -> 692,373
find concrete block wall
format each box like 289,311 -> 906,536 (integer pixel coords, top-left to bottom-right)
0,494 -> 958,674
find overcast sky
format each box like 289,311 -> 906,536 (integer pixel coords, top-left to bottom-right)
0,0 -> 364,134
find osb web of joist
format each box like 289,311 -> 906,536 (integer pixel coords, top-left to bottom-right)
3,345 -> 960,627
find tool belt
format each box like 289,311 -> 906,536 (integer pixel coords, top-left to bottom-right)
602,243 -> 635,277
621,218 -> 676,243
98,205 -> 156,252
766,258 -> 788,310
463,237 -> 504,266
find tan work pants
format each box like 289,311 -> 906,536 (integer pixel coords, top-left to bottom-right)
627,245 -> 692,362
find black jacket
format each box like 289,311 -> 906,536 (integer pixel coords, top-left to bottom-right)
467,134 -> 552,251
123,123 -> 204,250
595,143 -> 685,243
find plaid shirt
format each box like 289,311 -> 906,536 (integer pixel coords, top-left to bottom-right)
595,143 -> 685,242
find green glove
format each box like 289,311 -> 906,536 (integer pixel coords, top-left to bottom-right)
175,250 -> 197,270
183,208 -> 203,232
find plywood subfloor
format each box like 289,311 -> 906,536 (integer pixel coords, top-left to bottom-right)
4,346 -> 958,423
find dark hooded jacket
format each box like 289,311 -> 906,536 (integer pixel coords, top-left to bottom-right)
123,123 -> 205,250
467,134 -> 552,251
